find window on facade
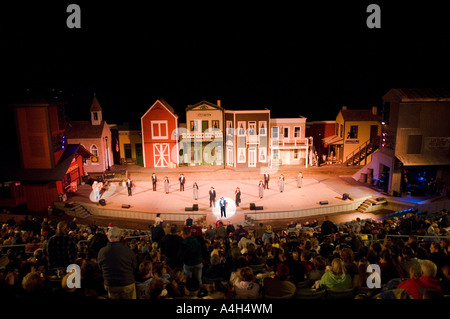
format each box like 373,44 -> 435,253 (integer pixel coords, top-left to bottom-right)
238,122 -> 246,136
293,149 -> 299,159
272,127 -> 279,139
90,145 -> 98,157
348,125 -> 358,139
294,127 -> 301,138
152,121 -> 168,139
407,135 -> 423,154
238,148 -> 246,163
283,127 -> 289,138
272,149 -> 279,160
340,124 -> 343,138
259,121 -> 267,135
248,122 -> 256,135
93,112 -> 98,121
212,120 -> 219,129
226,121 -> 233,136
259,148 -> 267,162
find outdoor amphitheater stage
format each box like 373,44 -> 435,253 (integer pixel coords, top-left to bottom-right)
59,165 -> 432,227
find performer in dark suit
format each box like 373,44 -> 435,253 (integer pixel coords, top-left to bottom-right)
235,187 -> 241,207
152,173 -> 157,191
219,197 -> 227,218
126,178 -> 133,196
264,171 -> 270,189
209,187 -> 216,207
179,173 -> 185,192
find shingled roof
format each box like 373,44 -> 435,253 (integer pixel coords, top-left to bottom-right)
340,109 -> 380,122
65,120 -> 106,139
383,88 -> 450,102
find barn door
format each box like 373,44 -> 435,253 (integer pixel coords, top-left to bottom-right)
153,143 -> 170,167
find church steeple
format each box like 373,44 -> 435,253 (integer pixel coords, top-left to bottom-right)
90,92 -> 102,126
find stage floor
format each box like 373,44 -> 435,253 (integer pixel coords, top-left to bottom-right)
69,166 -> 387,225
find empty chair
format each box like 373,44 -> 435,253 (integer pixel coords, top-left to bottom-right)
295,288 -> 326,299
326,288 -> 356,299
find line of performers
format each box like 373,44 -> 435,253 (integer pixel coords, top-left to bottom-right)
118,171 -> 304,218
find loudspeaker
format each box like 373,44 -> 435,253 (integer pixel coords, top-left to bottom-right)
250,203 -> 256,210
99,199 -> 106,206
122,204 -> 131,209
185,207 -> 193,211
193,204 -> 198,211
342,193 -> 349,200
319,200 -> 328,205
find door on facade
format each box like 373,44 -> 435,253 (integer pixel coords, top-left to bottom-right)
153,143 -> 170,167
135,143 -> 143,166
226,146 -> 233,166
248,147 -> 257,167
124,144 -> 132,162
370,125 -> 379,145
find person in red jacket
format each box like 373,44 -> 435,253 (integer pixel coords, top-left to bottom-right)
397,259 -> 443,299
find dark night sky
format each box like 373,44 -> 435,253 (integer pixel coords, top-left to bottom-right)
1,0 -> 450,126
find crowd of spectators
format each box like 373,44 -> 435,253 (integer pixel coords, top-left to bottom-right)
0,208 -> 449,299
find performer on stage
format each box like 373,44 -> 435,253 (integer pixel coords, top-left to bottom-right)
263,171 -> 270,189
297,171 -> 303,188
258,180 -> 264,199
193,182 -> 199,200
92,181 -> 100,201
219,197 -> 227,218
235,187 -> 241,207
164,176 -> 170,194
152,173 -> 157,191
126,178 -> 133,196
179,173 -> 185,192
279,174 -> 285,193
209,187 -> 216,207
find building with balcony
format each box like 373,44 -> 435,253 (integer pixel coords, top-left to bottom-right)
180,100 -> 224,166
306,120 -> 337,165
326,106 -> 381,165
269,117 -> 312,167
224,109 -> 270,168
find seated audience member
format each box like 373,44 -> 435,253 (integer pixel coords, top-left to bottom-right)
233,266 -> 260,299
135,261 -> 153,299
262,263 -> 296,298
397,260 -> 443,299
316,257 -> 352,291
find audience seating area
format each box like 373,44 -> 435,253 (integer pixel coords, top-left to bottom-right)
0,207 -> 449,299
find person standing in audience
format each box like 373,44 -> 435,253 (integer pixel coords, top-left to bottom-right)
98,226 -> 137,299
46,221 -> 78,269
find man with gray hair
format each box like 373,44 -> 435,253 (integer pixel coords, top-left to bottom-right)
98,226 -> 137,299
397,259 -> 443,299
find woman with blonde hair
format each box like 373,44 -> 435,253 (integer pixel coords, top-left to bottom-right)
316,257 -> 352,290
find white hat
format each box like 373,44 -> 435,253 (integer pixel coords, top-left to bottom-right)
107,226 -> 122,240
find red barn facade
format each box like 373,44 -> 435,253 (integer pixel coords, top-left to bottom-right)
141,99 -> 179,168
